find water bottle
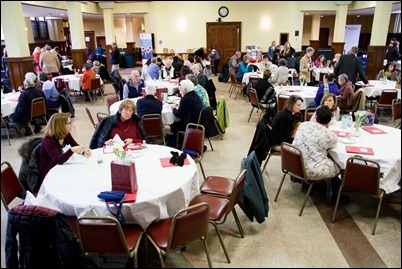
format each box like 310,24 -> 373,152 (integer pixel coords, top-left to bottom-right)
163,89 -> 168,102
142,139 -> 147,150
348,112 -> 353,129
324,82 -> 329,95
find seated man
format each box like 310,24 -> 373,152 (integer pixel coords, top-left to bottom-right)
122,69 -> 145,99
136,82 -> 163,117
13,72 -> 46,135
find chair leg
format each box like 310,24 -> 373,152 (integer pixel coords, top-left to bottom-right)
198,161 -> 206,180
261,153 -> 272,173
247,107 -> 255,122
372,191 -> 384,235
331,186 -> 343,223
27,122 -> 35,136
274,174 -> 287,202
299,182 -> 314,216
4,126 -> 11,145
231,208 -> 244,238
210,221 -> 231,263
202,239 -> 213,268
208,138 -> 214,151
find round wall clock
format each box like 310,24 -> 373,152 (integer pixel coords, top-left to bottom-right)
218,6 -> 229,18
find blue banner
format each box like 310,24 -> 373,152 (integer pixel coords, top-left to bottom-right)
140,33 -> 153,65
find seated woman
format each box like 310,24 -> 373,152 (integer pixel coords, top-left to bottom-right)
337,73 -> 354,111
310,93 -> 340,125
376,62 -> 398,81
314,54 -> 326,68
270,95 -> 303,151
89,99 -> 146,149
80,63 -> 96,102
38,72 -> 60,109
292,105 -> 341,202
313,73 -> 339,107
136,82 -> 163,117
236,54 -> 254,83
254,70 -> 276,107
269,58 -> 289,85
122,69 -> 145,99
38,113 -> 91,192
92,60 -> 112,83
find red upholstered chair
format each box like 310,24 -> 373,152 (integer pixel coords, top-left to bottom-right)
332,156 -> 384,235
248,88 -> 266,123
141,113 -> 165,145
88,77 -> 104,103
391,98 -> 401,127
28,97 -> 47,135
1,161 -> 25,211
106,95 -> 120,115
189,169 -> 247,263
145,202 -> 212,268
76,216 -> 144,268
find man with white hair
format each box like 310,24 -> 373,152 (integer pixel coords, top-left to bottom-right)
162,59 -> 175,79
168,79 -> 203,147
136,82 -> 163,117
122,69 -> 145,99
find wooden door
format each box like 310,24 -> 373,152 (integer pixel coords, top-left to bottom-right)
207,22 -> 241,74
319,28 -> 329,49
84,31 -> 95,52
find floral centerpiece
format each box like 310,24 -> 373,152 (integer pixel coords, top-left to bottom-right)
351,110 -> 368,137
113,145 -> 127,162
299,75 -> 306,87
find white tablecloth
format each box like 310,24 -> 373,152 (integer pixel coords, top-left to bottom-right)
110,96 -> 178,125
37,145 -> 200,229
52,74 -> 102,92
329,122 -> 401,194
144,79 -> 179,95
356,80 -> 400,98
1,92 -> 20,117
312,67 -> 334,81
274,85 -> 318,109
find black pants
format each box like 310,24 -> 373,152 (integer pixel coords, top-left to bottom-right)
213,59 -> 220,75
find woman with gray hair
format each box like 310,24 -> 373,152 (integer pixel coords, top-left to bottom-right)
337,73 -> 354,110
168,79 -> 203,148
190,64 -> 207,88
13,72 -> 46,135
162,59 -> 175,79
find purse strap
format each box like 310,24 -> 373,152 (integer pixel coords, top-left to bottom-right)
104,197 -> 126,224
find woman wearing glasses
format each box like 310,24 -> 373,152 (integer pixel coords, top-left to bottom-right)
38,113 -> 91,192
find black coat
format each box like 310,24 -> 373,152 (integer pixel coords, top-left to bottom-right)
6,205 -> 85,268
334,54 -> 368,84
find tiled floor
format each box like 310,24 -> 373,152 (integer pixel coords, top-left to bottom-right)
1,69 -> 401,268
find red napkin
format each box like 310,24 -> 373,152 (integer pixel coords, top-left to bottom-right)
332,130 -> 351,137
160,157 -> 190,167
362,126 -> 387,134
345,146 -> 374,155
107,191 -> 137,203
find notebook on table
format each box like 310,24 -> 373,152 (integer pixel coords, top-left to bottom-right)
362,126 -> 387,134
345,146 -> 374,155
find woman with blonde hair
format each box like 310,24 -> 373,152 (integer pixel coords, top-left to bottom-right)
32,47 -> 42,73
89,99 -> 146,149
38,113 -> 91,192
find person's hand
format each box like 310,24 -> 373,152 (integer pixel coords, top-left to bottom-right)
82,148 -> 92,157
71,145 -> 89,155
123,138 -> 133,145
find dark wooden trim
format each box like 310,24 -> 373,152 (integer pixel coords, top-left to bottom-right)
309,40 -> 320,60
5,56 -> 34,90
366,45 -> 386,80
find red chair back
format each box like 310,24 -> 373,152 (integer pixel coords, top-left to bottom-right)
1,161 -> 25,211
280,143 -> 305,180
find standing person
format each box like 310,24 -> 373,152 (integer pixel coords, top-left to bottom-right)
38,113 -> 91,192
331,53 -> 341,69
268,41 -> 276,62
1,47 -> 9,78
270,95 -> 303,151
95,44 -> 104,63
299,47 -> 315,86
80,63 -> 96,102
209,48 -> 221,76
32,47 -> 42,74
229,51 -> 241,75
292,105 -> 341,202
334,46 -> 368,85
281,41 -> 295,60
109,43 -> 121,76
89,99 -> 145,149
39,44 -> 60,78
385,38 -> 400,65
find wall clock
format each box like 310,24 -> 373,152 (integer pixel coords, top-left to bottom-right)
218,6 -> 229,18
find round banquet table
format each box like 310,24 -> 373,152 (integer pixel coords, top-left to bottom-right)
328,122 -> 401,194
274,85 -> 318,109
37,144 -> 200,229
1,92 -> 20,117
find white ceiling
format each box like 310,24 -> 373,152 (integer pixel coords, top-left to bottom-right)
21,2 -> 401,20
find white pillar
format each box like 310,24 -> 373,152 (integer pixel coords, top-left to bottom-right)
311,14 -> 321,40
1,1 -> 30,57
66,1 -> 86,49
333,4 -> 348,42
125,16 -> 134,42
370,1 -> 393,46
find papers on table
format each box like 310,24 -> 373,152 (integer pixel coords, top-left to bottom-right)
103,134 -> 125,153
345,146 -> 374,155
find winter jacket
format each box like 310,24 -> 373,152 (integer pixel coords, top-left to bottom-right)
18,137 -> 43,193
